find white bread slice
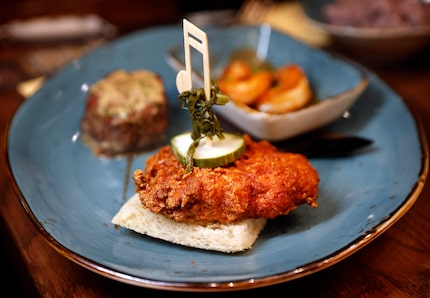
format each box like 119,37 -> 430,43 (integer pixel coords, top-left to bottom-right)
112,193 -> 267,253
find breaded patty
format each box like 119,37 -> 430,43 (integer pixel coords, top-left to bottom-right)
133,135 -> 319,224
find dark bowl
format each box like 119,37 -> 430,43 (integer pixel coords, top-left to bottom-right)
300,0 -> 430,64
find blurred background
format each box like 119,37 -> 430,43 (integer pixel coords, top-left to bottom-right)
0,0 -> 244,34
2,0 -> 430,94
0,0 -> 248,92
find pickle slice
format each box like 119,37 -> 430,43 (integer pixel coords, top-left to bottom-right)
171,132 -> 245,168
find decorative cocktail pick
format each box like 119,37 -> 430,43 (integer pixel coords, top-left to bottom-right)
172,19 -> 244,173
176,19 -> 211,101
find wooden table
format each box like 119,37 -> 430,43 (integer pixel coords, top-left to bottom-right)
1,1 -> 429,297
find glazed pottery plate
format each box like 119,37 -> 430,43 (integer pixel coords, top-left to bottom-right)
6,24 -> 428,291
168,24 -> 368,141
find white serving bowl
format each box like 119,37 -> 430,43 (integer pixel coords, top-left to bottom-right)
167,24 -> 368,141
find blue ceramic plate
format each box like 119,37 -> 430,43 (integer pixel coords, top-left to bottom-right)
6,24 -> 428,291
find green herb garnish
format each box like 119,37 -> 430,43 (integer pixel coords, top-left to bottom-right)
178,83 -> 230,172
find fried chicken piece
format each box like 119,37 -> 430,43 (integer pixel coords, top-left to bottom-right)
133,135 -> 319,224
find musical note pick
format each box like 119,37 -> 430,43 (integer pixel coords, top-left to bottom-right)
176,19 -> 211,101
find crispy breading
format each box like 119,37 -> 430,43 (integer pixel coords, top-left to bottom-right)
133,135 -> 319,224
